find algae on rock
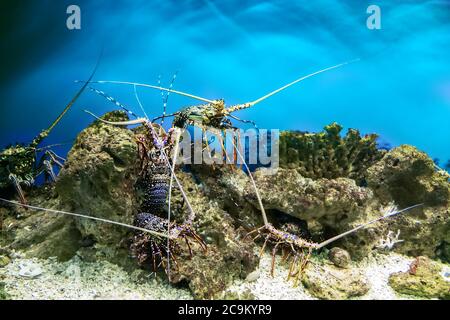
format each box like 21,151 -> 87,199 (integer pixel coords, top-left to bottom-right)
389,256 -> 450,299
367,145 -> 450,207
302,263 -> 370,299
0,186 -> 82,261
0,281 -> 9,300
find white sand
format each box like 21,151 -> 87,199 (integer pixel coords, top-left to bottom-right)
227,250 -> 419,300
1,254 -> 192,300
0,250 -> 425,300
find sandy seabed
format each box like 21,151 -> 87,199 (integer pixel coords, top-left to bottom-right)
0,250 -> 420,300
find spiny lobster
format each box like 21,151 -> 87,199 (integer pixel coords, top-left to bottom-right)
0,60 -> 99,205
84,83 -> 207,277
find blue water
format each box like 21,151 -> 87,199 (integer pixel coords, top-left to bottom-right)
1,1 -> 449,165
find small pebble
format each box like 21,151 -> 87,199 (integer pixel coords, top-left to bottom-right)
17,261 -> 43,279
245,270 -> 260,282
328,247 -> 351,268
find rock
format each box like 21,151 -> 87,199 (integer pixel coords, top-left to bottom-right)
0,255 -> 10,267
168,170 -> 258,299
367,145 -> 450,260
245,270 -> 260,282
17,261 -> 43,279
388,256 -> 450,299
328,247 -> 351,268
221,288 -> 255,300
1,186 -> 82,261
245,168 -> 373,224
367,145 -> 449,207
56,111 -> 139,256
302,264 -> 370,299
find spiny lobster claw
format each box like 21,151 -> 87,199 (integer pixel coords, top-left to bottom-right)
170,223 -> 208,255
130,212 -> 206,272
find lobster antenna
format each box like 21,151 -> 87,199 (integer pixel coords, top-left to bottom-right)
88,86 -> 140,119
166,128 -> 182,280
230,135 -> 269,225
133,85 -> 149,120
161,71 -> 179,125
0,198 -> 171,239
226,59 -> 360,113
84,110 -> 146,126
315,203 -> 423,249
77,80 -> 217,105
36,142 -> 73,151
31,51 -> 103,148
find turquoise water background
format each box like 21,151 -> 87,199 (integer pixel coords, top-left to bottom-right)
1,1 -> 449,165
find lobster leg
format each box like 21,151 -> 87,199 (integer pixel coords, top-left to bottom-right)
270,242 -> 281,277
8,174 -> 27,205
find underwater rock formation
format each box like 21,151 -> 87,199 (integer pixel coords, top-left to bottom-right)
167,170 -> 258,299
367,145 -> 450,260
279,123 -> 384,183
245,168 -> 373,224
367,145 -> 449,207
0,186 -> 81,261
56,111 -> 139,260
1,117 -> 448,299
328,247 -> 351,268
388,256 -> 450,299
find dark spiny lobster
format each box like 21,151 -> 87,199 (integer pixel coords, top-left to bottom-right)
85,88 -> 206,275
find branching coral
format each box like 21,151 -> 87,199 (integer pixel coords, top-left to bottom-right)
279,122 -> 384,183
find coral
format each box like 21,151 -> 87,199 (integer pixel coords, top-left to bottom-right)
279,123 -> 384,183
301,263 -> 370,299
388,256 -> 450,299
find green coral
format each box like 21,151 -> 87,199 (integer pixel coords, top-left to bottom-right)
279,122 -> 384,182
389,256 -> 450,299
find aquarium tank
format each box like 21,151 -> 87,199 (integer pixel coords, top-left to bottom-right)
0,0 -> 449,304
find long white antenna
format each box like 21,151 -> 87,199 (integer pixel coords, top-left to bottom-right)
315,203 -> 423,249
77,80 -> 217,105
226,59 -> 360,112
0,198 -> 171,239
